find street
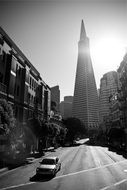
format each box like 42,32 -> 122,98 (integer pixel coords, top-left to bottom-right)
1,140 -> 127,190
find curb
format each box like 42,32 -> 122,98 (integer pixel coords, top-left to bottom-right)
0,147 -> 62,176
0,167 -> 8,174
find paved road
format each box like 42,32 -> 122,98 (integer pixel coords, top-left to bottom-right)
0,142 -> 127,190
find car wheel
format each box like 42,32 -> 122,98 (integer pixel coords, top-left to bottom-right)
36,173 -> 40,178
52,170 -> 56,177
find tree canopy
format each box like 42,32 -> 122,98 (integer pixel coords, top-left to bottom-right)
0,98 -> 15,136
51,101 -> 57,112
63,117 -> 85,143
108,128 -> 125,140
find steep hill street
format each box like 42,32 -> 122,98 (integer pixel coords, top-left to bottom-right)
0,140 -> 127,190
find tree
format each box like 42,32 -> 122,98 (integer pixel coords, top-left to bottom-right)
0,99 -> 26,165
42,121 -> 67,148
56,126 -> 67,146
117,60 -> 127,127
117,58 -> 127,150
0,99 -> 15,136
0,99 -> 16,147
46,123 -> 60,147
27,117 -> 42,138
63,117 -> 85,144
40,120 -> 53,148
51,101 -> 57,112
26,117 -> 49,153
107,127 -> 125,148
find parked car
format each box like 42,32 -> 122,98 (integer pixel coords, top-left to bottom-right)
36,156 -> 61,176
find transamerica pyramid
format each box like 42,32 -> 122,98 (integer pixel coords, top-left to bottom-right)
72,20 -> 99,129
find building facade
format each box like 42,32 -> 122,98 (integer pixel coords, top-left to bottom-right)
99,71 -> 119,124
109,92 -> 122,128
51,85 -> 60,113
72,20 -> 99,129
60,96 -> 73,119
117,51 -> 127,129
0,27 -> 51,124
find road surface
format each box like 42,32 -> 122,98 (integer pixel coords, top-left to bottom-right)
0,141 -> 127,190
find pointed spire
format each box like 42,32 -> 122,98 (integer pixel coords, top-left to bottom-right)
80,20 -> 86,40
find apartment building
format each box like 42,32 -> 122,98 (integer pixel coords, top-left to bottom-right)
0,27 -> 51,124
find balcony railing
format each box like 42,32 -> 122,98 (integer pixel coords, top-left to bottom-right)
0,82 -> 7,94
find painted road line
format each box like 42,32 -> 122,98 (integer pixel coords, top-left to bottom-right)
0,182 -> 36,190
100,179 -> 127,190
1,159 -> 127,190
55,159 -> 127,179
99,147 -> 116,163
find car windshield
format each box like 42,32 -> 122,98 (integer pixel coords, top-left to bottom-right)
41,159 -> 56,165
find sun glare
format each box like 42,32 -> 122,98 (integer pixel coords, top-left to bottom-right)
91,37 -> 125,71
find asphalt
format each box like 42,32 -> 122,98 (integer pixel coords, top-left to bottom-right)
1,145 -> 126,190
0,147 -> 56,175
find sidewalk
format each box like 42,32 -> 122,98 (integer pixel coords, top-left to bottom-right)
42,147 -> 55,152
0,146 -> 60,175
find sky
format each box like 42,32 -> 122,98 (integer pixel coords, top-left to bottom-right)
0,0 -> 127,101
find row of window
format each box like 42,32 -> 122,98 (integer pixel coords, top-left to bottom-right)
12,56 -> 38,92
111,111 -> 120,121
15,85 -> 19,96
0,72 -> 3,83
16,64 -> 22,77
28,93 -> 36,105
29,76 -> 38,91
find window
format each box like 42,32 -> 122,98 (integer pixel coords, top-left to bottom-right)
41,159 -> 56,165
16,64 -> 18,73
32,79 -> 34,89
0,72 -> 3,82
30,77 -> 31,88
18,66 -> 21,76
15,106 -> 18,118
28,93 -> 30,103
25,71 -> 29,83
11,57 -> 17,73
9,74 -> 15,96
17,85 -> 19,96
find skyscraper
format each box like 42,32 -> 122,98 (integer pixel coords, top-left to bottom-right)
99,71 -> 119,124
72,20 -> 99,128
51,85 -> 60,113
60,96 -> 73,119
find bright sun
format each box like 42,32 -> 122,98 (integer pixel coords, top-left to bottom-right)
90,36 -> 125,71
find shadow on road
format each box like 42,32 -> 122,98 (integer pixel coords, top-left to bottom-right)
63,143 -> 83,148
108,146 -> 127,159
84,139 -> 127,159
84,140 -> 107,148
29,174 -> 54,182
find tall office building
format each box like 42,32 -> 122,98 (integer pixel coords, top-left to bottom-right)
51,85 -> 60,113
72,20 -> 99,128
99,71 -> 119,123
60,96 -> 73,119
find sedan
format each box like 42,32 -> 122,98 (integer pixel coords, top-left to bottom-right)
36,156 -> 61,176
